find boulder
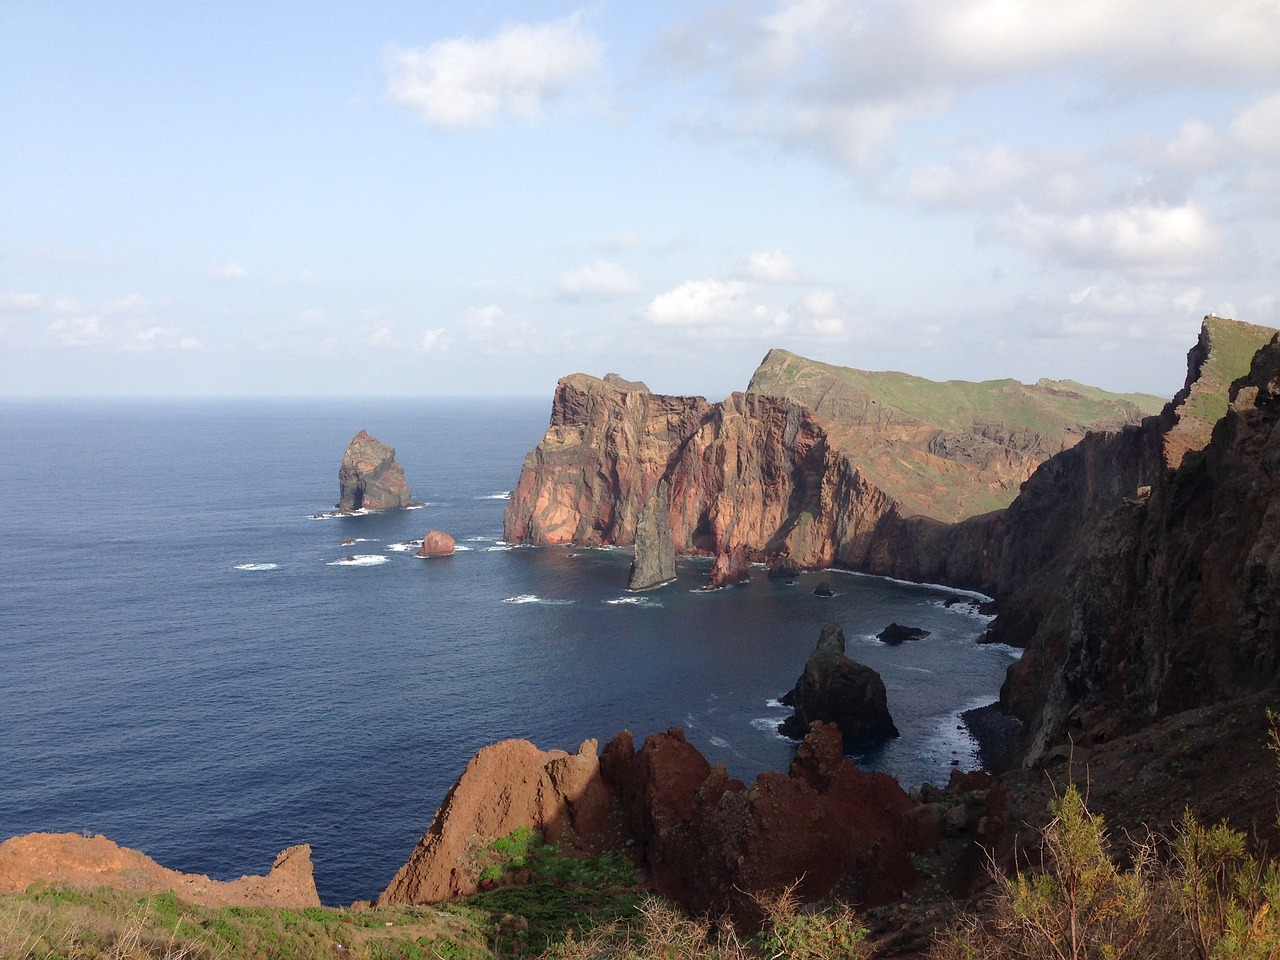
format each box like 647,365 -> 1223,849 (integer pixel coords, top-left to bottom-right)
337,430 -> 412,511
877,623 -> 931,645
417,530 -> 456,558
628,480 -> 676,590
813,581 -> 834,597
779,620 -> 899,741
767,556 -> 801,580
708,544 -> 750,588
0,833 -> 319,909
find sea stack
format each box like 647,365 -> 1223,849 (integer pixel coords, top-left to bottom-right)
779,620 -> 898,741
628,480 -> 677,591
417,530 -> 456,558
336,430 -> 412,511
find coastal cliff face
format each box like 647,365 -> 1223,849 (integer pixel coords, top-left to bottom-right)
998,320 -> 1280,762
504,354 -> 1160,586
337,430 -> 412,511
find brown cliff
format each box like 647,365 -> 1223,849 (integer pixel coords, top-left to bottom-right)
337,430 -> 413,511
0,833 -> 319,909
995,319 -> 1280,762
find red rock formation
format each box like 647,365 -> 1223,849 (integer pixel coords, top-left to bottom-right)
0,833 -> 319,908
337,430 -> 412,511
416,530 -> 455,557
378,738 -> 612,905
707,544 -> 750,588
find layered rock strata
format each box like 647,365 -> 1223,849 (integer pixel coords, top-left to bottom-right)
627,479 -> 676,591
0,833 -> 319,908
778,620 -> 899,741
337,430 -> 412,511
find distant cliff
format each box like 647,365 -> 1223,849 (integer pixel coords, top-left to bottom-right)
503,359 -> 1158,579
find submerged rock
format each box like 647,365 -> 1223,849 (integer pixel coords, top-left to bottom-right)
628,479 -> 676,591
337,430 -> 412,511
779,620 -> 899,741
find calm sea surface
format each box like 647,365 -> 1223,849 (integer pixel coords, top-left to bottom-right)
0,398 -> 1019,905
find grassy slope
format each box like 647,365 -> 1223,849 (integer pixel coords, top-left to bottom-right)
746,348 -> 1167,520
1178,315 -> 1278,425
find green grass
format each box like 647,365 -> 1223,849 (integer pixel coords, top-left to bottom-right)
1177,315 -> 1278,425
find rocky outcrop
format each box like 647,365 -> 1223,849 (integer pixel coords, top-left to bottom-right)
778,621 -> 899,741
378,738 -> 612,905
627,479 -> 676,591
998,322 -> 1280,763
0,833 -> 319,908
707,544 -> 750,588
877,623 -> 930,645
337,430 -> 412,511
416,530 -> 455,558
383,723 -> 997,926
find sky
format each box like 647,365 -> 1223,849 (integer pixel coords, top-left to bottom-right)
3,1 -> 1279,400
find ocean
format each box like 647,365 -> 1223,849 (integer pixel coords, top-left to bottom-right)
0,398 -> 1020,905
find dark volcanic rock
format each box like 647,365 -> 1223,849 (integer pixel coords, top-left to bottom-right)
767,555 -> 801,580
877,623 -> 931,645
779,620 -> 899,741
628,479 -> 676,591
337,430 -> 412,511
813,580 -> 834,597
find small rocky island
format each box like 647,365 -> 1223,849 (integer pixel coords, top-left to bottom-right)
417,530 -> 456,558
779,620 -> 899,741
336,430 -> 413,511
627,479 -> 677,590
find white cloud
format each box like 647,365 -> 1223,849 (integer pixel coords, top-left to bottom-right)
998,202 -> 1222,277
50,315 -> 107,347
1230,90 -> 1280,157
208,262 -> 248,282
420,328 -> 448,353
646,279 -> 751,326
385,14 -> 604,130
594,232 -> 640,253
0,292 -> 45,312
558,260 -> 641,298
461,304 -> 506,332
739,249 -> 800,283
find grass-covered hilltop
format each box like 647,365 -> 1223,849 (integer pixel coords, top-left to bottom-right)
8,315 -> 1280,959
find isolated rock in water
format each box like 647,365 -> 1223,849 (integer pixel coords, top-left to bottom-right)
0,833 -> 319,909
780,620 -> 898,741
768,556 -> 801,580
813,581 -> 834,597
378,738 -> 612,905
628,479 -> 676,591
877,623 -> 931,645
337,430 -> 412,511
417,530 -> 456,558
708,544 -> 750,588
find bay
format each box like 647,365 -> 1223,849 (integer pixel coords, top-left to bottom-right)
0,398 -> 1018,905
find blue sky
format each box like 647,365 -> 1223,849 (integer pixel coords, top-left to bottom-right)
3,1 -> 1279,399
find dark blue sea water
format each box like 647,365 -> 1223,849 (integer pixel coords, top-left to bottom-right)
0,399 -> 1020,906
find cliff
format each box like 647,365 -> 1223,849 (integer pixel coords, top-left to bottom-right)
1000,324 -> 1280,762
336,430 -> 413,511
503,355 -> 1160,584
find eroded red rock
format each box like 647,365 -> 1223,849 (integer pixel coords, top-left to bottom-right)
417,530 -> 455,557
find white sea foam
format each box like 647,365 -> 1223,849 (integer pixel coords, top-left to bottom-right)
385,542 -> 420,552
326,555 -> 389,567
340,538 -> 374,544
307,508 -> 370,520
981,642 -> 1023,660
479,491 -> 511,500
453,544 -> 473,552
750,717 -> 791,741
764,698 -> 785,709
405,503 -> 425,510
465,536 -> 494,542
486,544 -> 514,552
502,595 -> 575,605
234,562 -> 279,571
825,568 -> 993,602
709,736 -> 730,749
605,596 -> 662,607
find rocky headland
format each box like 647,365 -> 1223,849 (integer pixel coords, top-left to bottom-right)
336,429 -> 413,511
